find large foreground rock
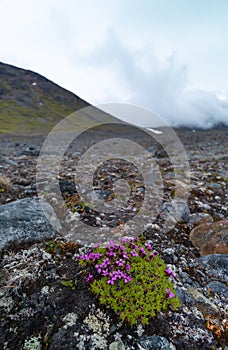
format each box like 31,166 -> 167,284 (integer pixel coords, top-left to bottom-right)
0,198 -> 60,250
189,220 -> 228,255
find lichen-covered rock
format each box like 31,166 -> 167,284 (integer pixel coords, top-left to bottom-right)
138,335 -> 175,350
189,220 -> 228,255
195,254 -> 228,283
109,340 -> 125,350
161,201 -> 190,223
184,287 -> 220,315
206,281 -> 228,297
188,213 -> 214,226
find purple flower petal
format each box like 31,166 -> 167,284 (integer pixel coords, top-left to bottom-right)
130,250 -> 138,257
165,268 -> 175,278
125,263 -> 131,271
166,288 -> 175,298
107,279 -> 115,285
85,274 -> 93,283
145,242 -> 152,251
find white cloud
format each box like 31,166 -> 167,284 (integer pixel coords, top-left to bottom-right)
0,0 -> 228,128
75,31 -> 228,128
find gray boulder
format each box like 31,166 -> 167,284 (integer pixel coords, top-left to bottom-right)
138,335 -> 175,350
0,198 -> 60,250
206,280 -> 228,297
161,201 -> 190,223
195,254 -> 228,283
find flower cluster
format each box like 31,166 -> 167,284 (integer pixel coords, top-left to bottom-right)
77,237 -> 181,325
79,238 -> 162,287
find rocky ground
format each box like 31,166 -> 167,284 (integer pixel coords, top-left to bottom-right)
0,128 -> 227,350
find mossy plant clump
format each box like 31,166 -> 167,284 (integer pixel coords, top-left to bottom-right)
78,237 -> 181,325
45,239 -> 79,257
0,175 -> 11,192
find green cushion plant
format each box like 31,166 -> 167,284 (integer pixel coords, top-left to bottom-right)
78,237 -> 181,325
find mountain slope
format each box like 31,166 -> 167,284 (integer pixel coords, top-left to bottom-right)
0,62 -> 117,134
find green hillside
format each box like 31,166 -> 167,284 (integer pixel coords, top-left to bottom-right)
0,62 -> 116,134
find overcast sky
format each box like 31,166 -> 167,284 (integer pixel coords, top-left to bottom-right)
1,0 -> 228,127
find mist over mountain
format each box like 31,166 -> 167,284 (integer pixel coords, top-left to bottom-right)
0,61 -> 227,132
87,31 -> 228,129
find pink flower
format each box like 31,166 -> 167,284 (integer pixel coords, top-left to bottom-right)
145,242 -> 152,251
123,252 -> 129,259
124,275 -> 132,283
166,288 -> 175,298
125,263 -> 131,271
95,264 -> 102,273
139,247 -> 147,257
130,249 -> 138,257
85,274 -> 93,283
150,251 -> 159,258
165,268 -> 175,278
102,269 -> 109,277
106,250 -> 116,257
107,278 -> 115,285
116,259 -> 124,267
